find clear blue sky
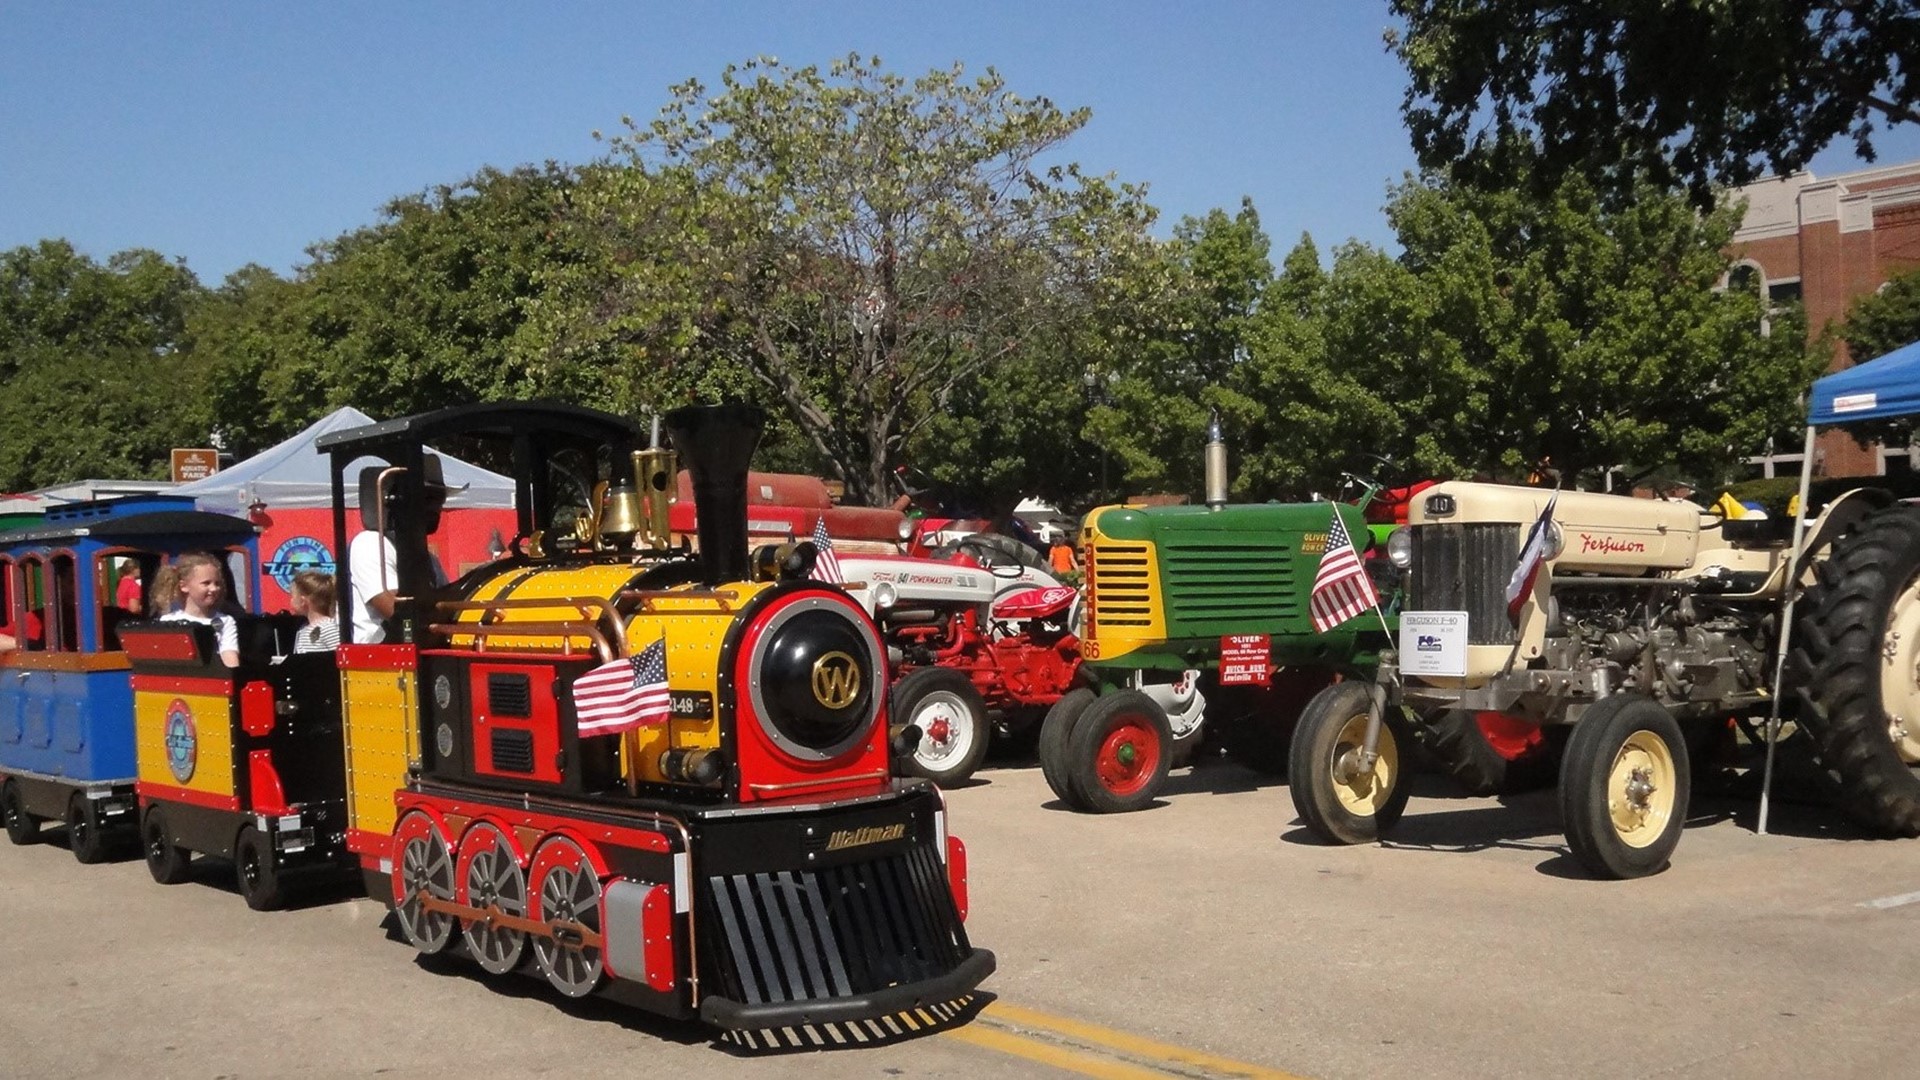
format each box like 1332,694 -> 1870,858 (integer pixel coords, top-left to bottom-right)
5,2 -> 1917,284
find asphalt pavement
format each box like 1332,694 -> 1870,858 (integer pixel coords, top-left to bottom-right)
3,752 -> 1918,1079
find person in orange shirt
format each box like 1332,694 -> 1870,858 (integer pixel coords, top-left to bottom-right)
1049,533 -> 1077,574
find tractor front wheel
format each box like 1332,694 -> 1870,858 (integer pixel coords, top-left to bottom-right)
1063,690 -> 1173,813
1288,682 -> 1411,845
1037,688 -> 1096,803
1558,694 -> 1690,880
891,668 -> 992,785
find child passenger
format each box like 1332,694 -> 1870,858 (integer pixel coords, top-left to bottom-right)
153,552 -> 240,668
289,570 -> 341,653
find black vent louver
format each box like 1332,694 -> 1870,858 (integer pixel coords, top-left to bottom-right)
489,728 -> 535,773
487,673 -> 532,717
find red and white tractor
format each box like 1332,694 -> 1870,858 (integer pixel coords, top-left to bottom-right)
839,535 -> 1087,784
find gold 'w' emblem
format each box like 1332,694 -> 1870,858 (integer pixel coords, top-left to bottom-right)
811,651 -> 861,708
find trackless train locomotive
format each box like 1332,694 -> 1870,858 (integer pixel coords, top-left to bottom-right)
2,400 -> 993,1031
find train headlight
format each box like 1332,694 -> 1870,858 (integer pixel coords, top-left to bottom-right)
749,600 -> 881,759
1387,527 -> 1414,569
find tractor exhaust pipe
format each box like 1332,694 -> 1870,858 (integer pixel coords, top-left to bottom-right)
1204,407 -> 1228,511
663,404 -> 766,585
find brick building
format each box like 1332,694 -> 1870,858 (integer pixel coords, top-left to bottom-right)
1729,160 -> 1920,477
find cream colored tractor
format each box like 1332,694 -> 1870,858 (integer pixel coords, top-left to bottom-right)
1288,478 -> 1916,878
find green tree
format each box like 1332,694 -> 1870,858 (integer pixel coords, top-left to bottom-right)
1352,172 -> 1820,483
1843,268 -> 1920,364
199,164 -> 703,459
1226,234 -> 1411,498
0,241 -> 213,488
1391,0 -> 1920,204
590,54 -> 1163,507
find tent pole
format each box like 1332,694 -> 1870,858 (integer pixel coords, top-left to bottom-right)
1758,424 -> 1820,836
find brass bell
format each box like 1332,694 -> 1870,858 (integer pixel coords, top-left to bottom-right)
599,483 -> 643,547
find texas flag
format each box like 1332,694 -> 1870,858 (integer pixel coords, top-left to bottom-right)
1505,490 -> 1560,625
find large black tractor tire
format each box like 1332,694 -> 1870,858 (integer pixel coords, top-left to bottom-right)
143,806 -> 192,885
1558,694 -> 1690,880
1793,505 -> 1920,836
1062,690 -> 1174,814
1425,709 -> 1561,796
3,781 -> 39,846
1217,669 -> 1336,777
1037,688 -> 1096,804
1288,682 -> 1413,845
891,668 -> 992,785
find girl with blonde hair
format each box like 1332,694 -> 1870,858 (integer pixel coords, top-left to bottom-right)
152,552 -> 240,668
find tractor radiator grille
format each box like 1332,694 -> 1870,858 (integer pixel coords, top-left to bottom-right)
701,845 -> 970,1007
1087,542 -> 1155,628
1408,523 -> 1521,645
1159,538 -> 1296,627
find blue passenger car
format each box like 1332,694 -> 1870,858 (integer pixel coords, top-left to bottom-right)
0,496 -> 259,862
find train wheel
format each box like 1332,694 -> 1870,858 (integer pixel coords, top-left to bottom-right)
392,812 -> 458,955
3,781 -> 39,845
892,668 -> 992,785
1559,694 -> 1689,880
1037,688 -> 1096,804
458,824 -> 529,975
234,826 -> 285,911
143,806 -> 191,885
66,793 -> 107,865
1063,689 -> 1173,814
1288,682 -> 1412,845
530,836 -> 605,998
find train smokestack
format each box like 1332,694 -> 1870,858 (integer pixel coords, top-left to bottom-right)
1204,407 -> 1228,511
663,404 -> 765,585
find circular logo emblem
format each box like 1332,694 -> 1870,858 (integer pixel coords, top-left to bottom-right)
435,722 -> 455,761
164,698 -> 198,784
264,535 -> 335,593
809,651 -> 862,709
433,674 -> 453,711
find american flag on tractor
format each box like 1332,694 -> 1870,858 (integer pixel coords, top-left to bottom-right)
1309,508 -> 1378,633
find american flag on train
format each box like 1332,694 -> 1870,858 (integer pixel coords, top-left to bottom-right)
572,637 -> 670,736
809,516 -> 844,584
1308,508 -> 1379,633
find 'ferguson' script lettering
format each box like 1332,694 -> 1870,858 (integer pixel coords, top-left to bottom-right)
1579,534 -> 1647,556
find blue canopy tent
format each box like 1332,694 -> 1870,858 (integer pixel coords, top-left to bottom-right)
1760,339 -> 1920,832
1807,339 -> 1920,426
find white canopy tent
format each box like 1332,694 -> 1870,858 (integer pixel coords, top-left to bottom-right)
1759,338 -> 1920,832
173,407 -> 516,516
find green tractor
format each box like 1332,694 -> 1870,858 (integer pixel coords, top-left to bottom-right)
1036,416 -> 1399,812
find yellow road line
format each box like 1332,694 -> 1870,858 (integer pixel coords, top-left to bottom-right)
943,1023 -> 1178,1080
945,999 -> 1311,1080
